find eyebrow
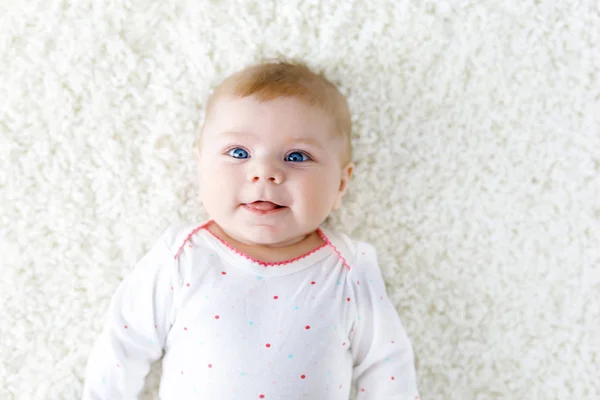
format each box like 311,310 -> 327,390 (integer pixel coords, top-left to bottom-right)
287,137 -> 325,149
218,131 -> 325,149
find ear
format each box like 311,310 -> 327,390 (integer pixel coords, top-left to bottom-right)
193,146 -> 204,195
333,162 -> 354,210
193,133 -> 205,163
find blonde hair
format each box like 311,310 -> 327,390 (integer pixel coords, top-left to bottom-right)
197,58 -> 352,164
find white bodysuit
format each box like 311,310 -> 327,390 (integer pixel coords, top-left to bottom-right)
83,221 -> 420,400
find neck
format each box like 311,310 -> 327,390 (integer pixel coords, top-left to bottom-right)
207,222 -> 325,263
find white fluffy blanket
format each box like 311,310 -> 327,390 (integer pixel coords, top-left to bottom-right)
1,1 -> 598,399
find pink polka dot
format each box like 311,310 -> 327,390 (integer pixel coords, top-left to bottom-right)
311,281 -> 316,285
301,374 -> 306,379
222,271 -> 227,275
215,315 -> 220,319
266,343 -> 271,348
116,364 -> 120,368
186,283 -> 190,287
391,376 -> 395,380
274,296 -> 279,300
259,395 -> 265,398
208,364 -> 212,368
184,327 -> 188,331
124,325 -> 128,329
357,281 -> 360,285
347,297 -> 351,302
305,325 -> 310,330
361,388 -> 365,392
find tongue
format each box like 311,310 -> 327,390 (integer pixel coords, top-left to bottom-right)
249,201 -> 279,210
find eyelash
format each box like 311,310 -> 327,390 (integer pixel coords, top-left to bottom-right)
224,147 -> 313,162
226,147 -> 249,159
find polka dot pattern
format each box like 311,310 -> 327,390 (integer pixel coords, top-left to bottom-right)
93,228 -> 418,398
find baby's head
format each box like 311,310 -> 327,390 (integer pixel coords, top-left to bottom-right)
194,59 -> 353,247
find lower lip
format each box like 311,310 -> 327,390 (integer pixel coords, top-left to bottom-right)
242,204 -> 287,215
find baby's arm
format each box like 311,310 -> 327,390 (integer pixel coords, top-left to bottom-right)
83,232 -> 179,399
350,244 -> 420,399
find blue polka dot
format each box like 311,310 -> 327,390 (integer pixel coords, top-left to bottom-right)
385,357 -> 390,362
288,354 -> 294,359
337,281 -> 341,285
328,371 -> 332,375
294,306 -> 300,310
249,321 -> 254,326
241,372 -> 246,376
257,276 -> 263,281
210,253 -> 216,257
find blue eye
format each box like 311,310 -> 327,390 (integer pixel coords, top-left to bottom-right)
228,148 -> 249,159
285,151 -> 310,162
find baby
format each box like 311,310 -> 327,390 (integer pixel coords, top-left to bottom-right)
83,59 -> 420,399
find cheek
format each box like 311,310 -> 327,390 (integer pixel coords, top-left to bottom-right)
296,170 -> 339,209
199,161 -> 242,198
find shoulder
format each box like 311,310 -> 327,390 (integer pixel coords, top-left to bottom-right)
157,220 -> 210,258
319,226 -> 378,272
320,227 -> 389,305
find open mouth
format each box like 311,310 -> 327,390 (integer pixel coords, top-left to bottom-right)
242,201 -> 286,214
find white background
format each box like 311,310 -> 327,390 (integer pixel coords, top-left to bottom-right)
1,0 -> 598,398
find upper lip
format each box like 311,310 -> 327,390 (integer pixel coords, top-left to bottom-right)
244,200 -> 284,207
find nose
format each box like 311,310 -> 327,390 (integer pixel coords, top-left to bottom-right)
247,159 -> 284,184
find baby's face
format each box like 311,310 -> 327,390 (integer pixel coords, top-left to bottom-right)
195,95 -> 352,247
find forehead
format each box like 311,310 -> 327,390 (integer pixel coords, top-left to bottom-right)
202,96 -> 337,143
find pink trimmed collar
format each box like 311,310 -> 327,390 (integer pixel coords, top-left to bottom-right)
173,220 -> 350,270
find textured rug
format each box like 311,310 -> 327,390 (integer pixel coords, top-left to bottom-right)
1,0 -> 598,399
